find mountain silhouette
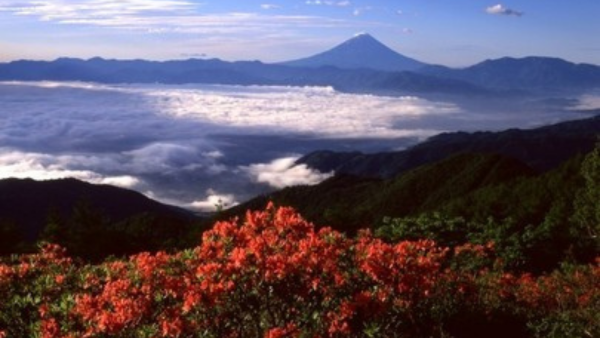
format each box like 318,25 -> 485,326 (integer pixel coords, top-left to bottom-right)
421,56 -> 600,91
281,33 -> 427,72
0,178 -> 196,240
296,114 -> 600,178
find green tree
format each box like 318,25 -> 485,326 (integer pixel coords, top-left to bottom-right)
39,207 -> 66,244
572,143 -> 600,244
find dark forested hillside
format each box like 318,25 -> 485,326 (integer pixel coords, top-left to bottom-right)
0,178 -> 202,260
223,153 -> 537,231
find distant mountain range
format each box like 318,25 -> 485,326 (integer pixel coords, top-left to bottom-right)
0,56 -> 488,96
2,34 -> 600,95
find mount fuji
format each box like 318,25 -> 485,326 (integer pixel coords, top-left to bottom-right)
281,33 -> 427,72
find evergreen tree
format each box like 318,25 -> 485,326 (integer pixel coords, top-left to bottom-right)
39,207 -> 66,244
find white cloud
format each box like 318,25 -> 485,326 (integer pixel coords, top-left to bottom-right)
306,1 -> 351,7
304,0 -> 352,7
486,4 -> 523,17
204,150 -> 224,159
0,149 -> 140,188
99,176 -> 141,188
189,189 -> 238,212
149,84 -> 454,139
123,143 -> 201,174
242,157 -> 333,189
260,4 -> 280,10
352,6 -> 371,17
572,93 -> 600,111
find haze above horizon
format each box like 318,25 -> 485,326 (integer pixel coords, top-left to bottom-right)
1,0 -> 599,67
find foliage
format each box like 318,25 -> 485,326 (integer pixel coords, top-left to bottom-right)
1,205 -> 598,338
572,142 -> 600,246
372,148 -> 600,272
224,153 -> 537,233
33,200 -> 207,262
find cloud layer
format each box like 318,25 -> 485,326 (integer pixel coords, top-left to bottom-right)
150,85 -> 456,139
0,81 -> 590,211
0,81 -> 456,210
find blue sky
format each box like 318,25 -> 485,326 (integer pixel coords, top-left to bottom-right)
1,0 -> 599,66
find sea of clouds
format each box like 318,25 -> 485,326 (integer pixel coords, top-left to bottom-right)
0,81 -> 592,211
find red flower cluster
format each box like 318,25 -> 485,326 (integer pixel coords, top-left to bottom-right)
0,204 -> 598,337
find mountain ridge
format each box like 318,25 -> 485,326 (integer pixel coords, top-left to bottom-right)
2,34 -> 600,94
296,115 -> 600,179
420,56 -> 600,91
0,56 -> 490,96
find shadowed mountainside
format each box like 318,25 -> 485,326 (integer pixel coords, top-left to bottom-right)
0,178 -> 202,259
297,115 -> 600,179
420,56 -> 600,92
222,153 -> 539,233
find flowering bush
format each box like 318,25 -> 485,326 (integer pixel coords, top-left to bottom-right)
0,204 -> 598,337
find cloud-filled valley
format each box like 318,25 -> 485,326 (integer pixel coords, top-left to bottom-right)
0,81 -> 593,211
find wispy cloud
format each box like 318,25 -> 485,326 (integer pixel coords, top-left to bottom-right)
353,6 -> 371,17
0,0 -> 348,35
0,149 -> 141,189
260,4 -> 280,10
572,94 -> 600,111
305,1 -> 351,7
486,4 -> 523,17
0,0 -> 198,20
